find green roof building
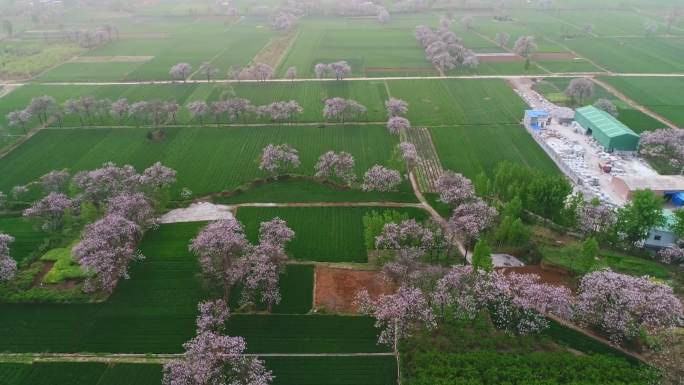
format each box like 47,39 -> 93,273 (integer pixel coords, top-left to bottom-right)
575,106 -> 640,152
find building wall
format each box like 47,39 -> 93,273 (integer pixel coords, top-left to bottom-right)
644,229 -> 677,249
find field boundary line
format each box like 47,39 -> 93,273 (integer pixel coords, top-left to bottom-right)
591,77 -> 680,129
0,352 -> 397,364
233,202 -> 424,208
6,72 -> 684,88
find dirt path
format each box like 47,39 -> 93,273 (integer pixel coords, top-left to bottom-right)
408,171 -> 468,258
591,77 -> 680,129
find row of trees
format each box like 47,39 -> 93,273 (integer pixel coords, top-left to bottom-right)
257,143 -> 408,192
5,94 -> 377,132
169,62 -> 276,82
414,24 -> 478,73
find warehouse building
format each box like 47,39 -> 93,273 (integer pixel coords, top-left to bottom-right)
575,106 -> 640,152
610,175 -> 684,202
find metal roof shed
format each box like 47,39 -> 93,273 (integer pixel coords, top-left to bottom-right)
575,106 -> 640,152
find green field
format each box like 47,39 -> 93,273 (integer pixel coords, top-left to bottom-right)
236,206 -> 429,263
230,263 -> 314,314
598,76 -> 684,127
430,124 -> 560,179
214,178 -> 418,204
36,18 -> 274,82
0,356 -> 397,385
0,222 -> 382,353
0,124 -> 401,197
0,215 -> 45,264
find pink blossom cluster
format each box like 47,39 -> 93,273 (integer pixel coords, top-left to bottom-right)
657,245 -> 684,264
163,299 -> 273,385
448,198 -> 498,243
73,214 -> 143,293
576,269 -> 683,342
189,219 -> 251,297
414,25 -> 478,72
250,63 -> 275,81
259,143 -> 301,176
322,97 -> 367,121
314,151 -> 356,184
356,285 -> 436,346
386,116 -> 411,135
255,100 -> 303,122
398,142 -> 419,169
314,61 -> 352,80
362,165 -> 402,192
106,193 -> 156,229
269,10 -> 298,32
576,201 -> 616,235
435,171 -> 475,205
639,128 -> 684,171
22,192 -> 74,232
385,98 -> 408,118
0,233 -> 17,282
169,63 -> 192,81
38,169 -> 70,193
375,219 -> 435,250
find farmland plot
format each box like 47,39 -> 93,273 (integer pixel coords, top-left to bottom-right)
0,215 -> 46,264
0,222 -> 320,353
430,124 -> 560,179
0,362 -> 162,385
236,206 -> 429,263
598,76 -> 684,127
0,124 -> 400,197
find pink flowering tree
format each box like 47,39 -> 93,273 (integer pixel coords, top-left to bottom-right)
448,198 -> 498,246
314,151 -> 356,185
575,269 -> 683,343
169,63 -> 192,82
386,116 -> 411,135
382,248 -> 446,289
639,128 -> 684,174
488,271 -> 574,334
241,218 -> 295,311
362,165 -> 402,192
187,100 -> 209,125
323,98 -> 367,122
576,200 -> 617,237
432,265 -> 492,320
328,61 -> 352,80
377,6 -> 391,23
259,144 -> 301,177
38,169 -> 70,193
258,100 -> 303,122
163,299 -> 273,385
385,98 -> 408,118
190,219 -> 251,300
314,63 -> 328,78
72,162 -> 141,209
0,233 -> 17,282
285,66 -> 297,81
73,214 -> 143,293
398,142 -> 419,170
23,192 -> 74,232
269,11 -> 298,32
250,63 -> 274,82
657,245 -> 684,265
436,171 -> 475,205
375,219 -> 434,250
106,193 -> 156,229
356,285 -> 436,348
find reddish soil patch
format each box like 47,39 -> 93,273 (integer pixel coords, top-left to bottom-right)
476,54 -> 523,63
30,261 -> 55,288
499,265 -> 576,290
531,52 -> 578,60
314,266 -> 395,314
365,67 -> 438,74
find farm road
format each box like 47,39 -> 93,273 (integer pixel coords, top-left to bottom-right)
4,71 -> 684,88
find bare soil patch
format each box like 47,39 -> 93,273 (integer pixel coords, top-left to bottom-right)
500,265 -> 576,290
314,266 -> 395,314
71,56 -> 154,63
30,261 -> 55,288
251,32 -> 297,69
